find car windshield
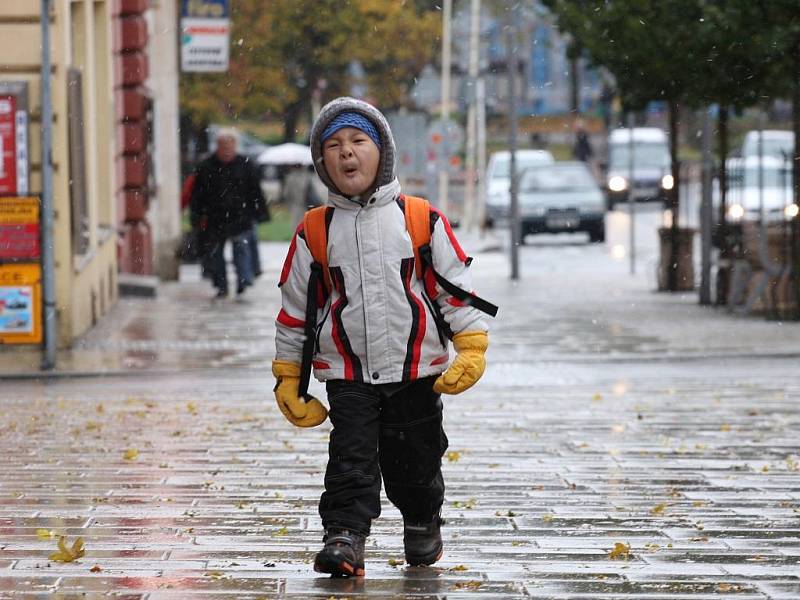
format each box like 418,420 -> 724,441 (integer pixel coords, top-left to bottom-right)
743,139 -> 794,159
737,166 -> 792,188
609,143 -> 668,169
491,155 -> 550,178
520,165 -> 597,192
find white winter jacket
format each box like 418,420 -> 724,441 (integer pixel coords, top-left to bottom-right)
275,178 -> 488,384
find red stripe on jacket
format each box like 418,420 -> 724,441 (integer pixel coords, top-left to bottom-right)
329,268 -> 361,380
430,354 -> 449,366
430,207 -> 468,263
279,224 -> 304,287
277,309 -> 305,328
401,258 -> 427,380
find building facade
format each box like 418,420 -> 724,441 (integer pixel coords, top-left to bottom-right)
0,0 -> 179,349
1,0 -> 118,347
412,3 -> 608,118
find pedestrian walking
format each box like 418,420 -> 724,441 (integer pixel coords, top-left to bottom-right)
572,118 -> 594,163
272,97 -> 497,577
189,128 -> 268,298
283,163 -> 322,230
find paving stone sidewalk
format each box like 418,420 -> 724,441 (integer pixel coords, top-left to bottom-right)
0,238 -> 799,598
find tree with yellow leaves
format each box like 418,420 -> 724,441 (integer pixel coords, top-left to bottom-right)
180,0 -> 439,141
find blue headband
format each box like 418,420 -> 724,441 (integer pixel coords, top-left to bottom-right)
320,112 -> 381,149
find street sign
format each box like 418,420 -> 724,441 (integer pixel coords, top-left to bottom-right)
0,196 -> 39,261
181,0 -> 230,72
0,82 -> 29,195
426,118 -> 464,174
0,263 -> 41,344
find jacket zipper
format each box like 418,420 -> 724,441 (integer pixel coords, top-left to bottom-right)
354,207 -> 371,378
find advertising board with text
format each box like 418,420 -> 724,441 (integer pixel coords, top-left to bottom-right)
0,263 -> 41,344
181,0 -> 230,72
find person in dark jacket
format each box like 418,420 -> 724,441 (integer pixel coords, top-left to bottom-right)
572,118 -> 594,163
190,128 -> 268,298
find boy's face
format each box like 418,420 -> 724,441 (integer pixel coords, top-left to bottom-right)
322,126 -> 380,197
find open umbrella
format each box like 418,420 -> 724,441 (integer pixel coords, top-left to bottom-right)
257,143 -> 313,166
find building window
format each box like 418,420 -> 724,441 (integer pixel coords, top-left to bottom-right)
67,67 -> 90,256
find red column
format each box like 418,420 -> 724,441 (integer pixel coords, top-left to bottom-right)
113,0 -> 152,274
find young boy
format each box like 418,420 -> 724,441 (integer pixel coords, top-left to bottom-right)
273,97 -> 492,577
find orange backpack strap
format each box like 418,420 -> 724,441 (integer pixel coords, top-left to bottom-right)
298,206 -> 332,401
402,195 -> 432,279
402,194 -> 499,318
302,206 -> 332,292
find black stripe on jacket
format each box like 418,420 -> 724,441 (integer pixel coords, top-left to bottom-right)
329,266 -> 364,382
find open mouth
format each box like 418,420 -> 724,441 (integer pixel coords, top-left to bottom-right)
343,166 -> 359,176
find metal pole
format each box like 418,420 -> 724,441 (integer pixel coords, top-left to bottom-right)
438,0 -> 452,215
463,0 -> 480,231
40,0 -> 57,370
700,106 -> 713,305
758,117 -> 764,224
508,16 -> 520,280
476,76 -> 487,233
627,112 -> 635,275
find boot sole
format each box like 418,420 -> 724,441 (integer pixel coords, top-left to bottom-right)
405,544 -> 443,567
314,551 -> 365,577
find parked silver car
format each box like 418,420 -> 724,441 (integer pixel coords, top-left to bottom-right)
485,149 -> 554,226
516,161 -> 606,243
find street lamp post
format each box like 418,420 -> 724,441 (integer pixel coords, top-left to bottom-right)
438,0 -> 452,215
507,14 -> 519,281
700,106 -> 713,305
627,112 -> 635,275
40,0 -> 57,370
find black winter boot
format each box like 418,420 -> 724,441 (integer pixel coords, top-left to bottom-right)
403,514 -> 445,566
313,528 -> 366,577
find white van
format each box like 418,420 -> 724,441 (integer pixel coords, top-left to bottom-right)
485,149 -> 554,224
741,130 -> 794,160
605,128 -> 671,209
724,155 -> 795,223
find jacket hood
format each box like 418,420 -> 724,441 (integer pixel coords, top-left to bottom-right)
310,97 -> 396,199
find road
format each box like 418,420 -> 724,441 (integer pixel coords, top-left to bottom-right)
1,226 -> 798,598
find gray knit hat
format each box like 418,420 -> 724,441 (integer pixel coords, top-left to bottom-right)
310,97 -> 396,197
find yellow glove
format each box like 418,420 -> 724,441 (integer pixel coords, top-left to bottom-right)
272,360 -> 328,427
433,331 -> 488,395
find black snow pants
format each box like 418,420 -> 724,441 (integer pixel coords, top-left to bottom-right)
318,376 -> 448,536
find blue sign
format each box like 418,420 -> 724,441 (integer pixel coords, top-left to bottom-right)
181,0 -> 228,19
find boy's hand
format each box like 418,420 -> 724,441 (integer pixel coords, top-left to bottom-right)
272,360 -> 328,427
433,331 -> 488,395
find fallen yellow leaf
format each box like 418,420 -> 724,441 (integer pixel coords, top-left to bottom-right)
451,581 -> 482,590
204,570 -> 228,579
445,451 -> 462,462
608,542 -> 632,560
592,393 -> 603,402
123,449 -> 139,461
650,503 -> 667,515
449,564 -> 468,571
36,529 -> 56,540
49,536 -> 85,562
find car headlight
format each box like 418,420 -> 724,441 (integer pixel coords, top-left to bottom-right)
608,176 -> 627,192
785,203 -> 799,219
728,203 -> 745,222
661,174 -> 674,190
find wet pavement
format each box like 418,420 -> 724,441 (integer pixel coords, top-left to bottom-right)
1,217 -> 799,597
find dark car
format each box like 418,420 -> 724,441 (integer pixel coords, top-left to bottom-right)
516,161 -> 606,243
